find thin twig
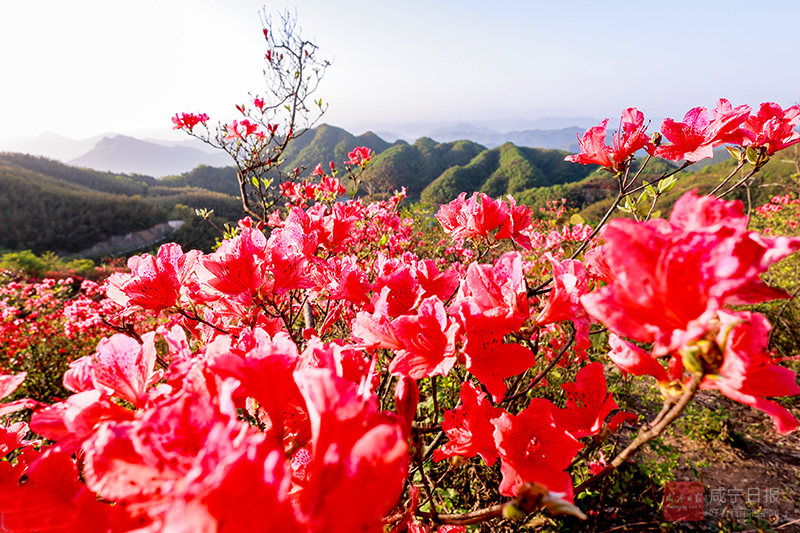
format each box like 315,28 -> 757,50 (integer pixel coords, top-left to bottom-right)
500,332 -> 575,405
575,373 -> 702,493
708,159 -> 746,196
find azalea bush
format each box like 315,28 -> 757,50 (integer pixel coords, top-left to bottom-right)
3,12 -> 800,531
0,277 -> 125,405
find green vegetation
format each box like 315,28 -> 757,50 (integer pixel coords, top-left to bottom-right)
421,142 -> 594,205
0,153 -> 241,255
361,137 -> 486,199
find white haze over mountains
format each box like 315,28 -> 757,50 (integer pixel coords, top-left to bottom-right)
0,115 -> 603,177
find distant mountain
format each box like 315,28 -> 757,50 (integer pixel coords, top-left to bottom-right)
427,125 -> 584,151
68,135 -> 232,177
0,132 -> 108,161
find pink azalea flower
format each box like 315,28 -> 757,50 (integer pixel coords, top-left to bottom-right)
345,146 -> 373,165
492,398 -> 583,501
207,331 -> 307,442
388,296 -> 459,380
105,243 -> 199,315
199,218 -> 270,304
565,108 -> 655,173
535,253 -> 592,350
741,102 -> 800,155
89,332 -> 163,408
433,381 -> 504,466
581,191 -> 800,355
294,368 -> 408,533
607,334 -> 668,382
552,362 -> 618,439
699,311 -> 800,434
171,112 -> 209,131
655,99 -> 751,162
436,192 -> 509,241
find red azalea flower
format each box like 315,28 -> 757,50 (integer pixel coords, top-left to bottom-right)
436,192 -> 509,241
389,297 -> 459,380
345,146 -> 373,165
565,108 -> 654,173
492,398 -> 583,501
295,368 -> 408,533
552,362 -> 618,438
741,102 -> 800,155
90,332 -> 163,408
535,253 -> 592,350
699,310 -> 800,434
581,191 -> 800,355
105,243 -> 198,314
655,99 -> 750,162
433,381 -> 504,466
171,112 -> 209,131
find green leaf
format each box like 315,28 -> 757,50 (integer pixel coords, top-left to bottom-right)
726,146 -> 741,160
251,176 -> 259,187
746,145 -> 759,165
645,184 -> 657,198
657,176 -> 678,194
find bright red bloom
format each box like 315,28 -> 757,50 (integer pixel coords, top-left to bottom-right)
345,146 -> 373,165
565,119 -> 613,169
436,192 -> 509,241
90,332 -> 162,408
0,449 -> 114,533
0,372 -> 38,417
105,243 -> 199,314
394,376 -> 419,436
414,259 -> 460,303
433,381 -> 504,466
451,252 -> 534,400
492,398 -> 583,500
207,331 -> 306,441
0,421 -> 29,459
741,102 -> 800,155
565,108 -> 654,173
172,112 -> 209,131
351,310 -> 403,351
29,389 -> 135,454
495,195 -> 533,250
535,253 -> 592,350
389,296 -> 459,380
655,99 -> 751,162
607,334 -> 668,382
199,218 -> 270,304
552,362 -> 618,438
581,191 -> 800,355
295,368 -> 408,533
699,310 -> 800,434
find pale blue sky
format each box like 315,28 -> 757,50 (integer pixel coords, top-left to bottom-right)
1,0 -> 798,140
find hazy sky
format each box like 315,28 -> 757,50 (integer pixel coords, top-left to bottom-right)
2,0 -> 799,141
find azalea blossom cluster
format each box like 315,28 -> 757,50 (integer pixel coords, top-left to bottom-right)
2,98 -> 800,531
0,278 -> 119,373
568,100 -> 800,171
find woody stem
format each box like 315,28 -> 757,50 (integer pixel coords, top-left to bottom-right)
575,373 -> 702,493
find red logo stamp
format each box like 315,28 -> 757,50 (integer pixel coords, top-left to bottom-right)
664,481 -> 704,521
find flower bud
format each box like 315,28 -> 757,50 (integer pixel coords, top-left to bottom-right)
650,131 -> 662,146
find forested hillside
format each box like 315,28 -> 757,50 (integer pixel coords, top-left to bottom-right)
420,142 -> 595,204
0,153 -> 241,255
